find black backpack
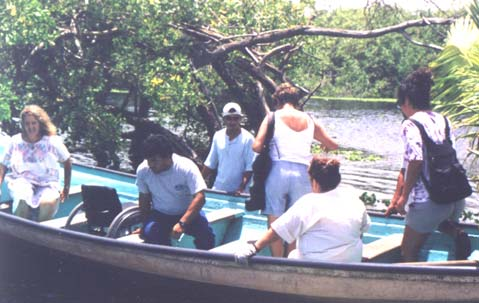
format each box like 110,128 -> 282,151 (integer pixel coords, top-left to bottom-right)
410,117 -> 472,204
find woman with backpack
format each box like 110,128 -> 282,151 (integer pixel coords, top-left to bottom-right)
385,67 -> 471,262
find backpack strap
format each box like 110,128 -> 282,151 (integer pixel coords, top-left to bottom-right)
443,116 -> 453,145
408,118 -> 432,190
265,112 -> 275,144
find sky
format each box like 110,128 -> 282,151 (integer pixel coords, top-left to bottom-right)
313,0 -> 473,11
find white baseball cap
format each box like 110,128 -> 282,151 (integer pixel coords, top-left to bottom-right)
222,102 -> 243,117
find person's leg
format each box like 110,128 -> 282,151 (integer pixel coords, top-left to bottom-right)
142,211 -> 177,246
267,215 -> 285,257
401,225 -> 430,262
37,187 -> 61,221
285,163 -> 311,256
263,162 -> 289,257
14,199 -> 31,219
438,199 -> 471,259
403,200 -> 454,262
8,179 -> 34,219
187,212 -> 215,250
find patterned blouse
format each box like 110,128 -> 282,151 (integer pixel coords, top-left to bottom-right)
401,111 -> 453,204
2,134 -> 70,187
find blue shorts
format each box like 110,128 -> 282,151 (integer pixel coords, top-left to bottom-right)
142,210 -> 215,250
263,161 -> 311,217
405,198 -> 465,233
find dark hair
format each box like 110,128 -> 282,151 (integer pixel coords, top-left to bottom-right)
272,83 -> 302,107
397,67 -> 433,110
308,156 -> 341,192
143,134 -> 173,159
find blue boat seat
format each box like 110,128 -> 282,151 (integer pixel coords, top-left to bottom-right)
362,233 -> 403,262
115,207 -> 244,248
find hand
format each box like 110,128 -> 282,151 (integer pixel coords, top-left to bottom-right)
234,243 -> 257,265
394,196 -> 407,215
234,188 -> 244,196
171,222 -> 184,239
60,186 -> 70,202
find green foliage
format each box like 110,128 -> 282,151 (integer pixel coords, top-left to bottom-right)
431,0 -> 479,184
0,0 -> 461,167
0,1 -> 56,45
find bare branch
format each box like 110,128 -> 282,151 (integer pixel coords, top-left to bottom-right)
400,30 -> 443,51
299,79 -> 323,110
259,44 -> 294,70
256,82 -> 270,114
194,17 -> 454,58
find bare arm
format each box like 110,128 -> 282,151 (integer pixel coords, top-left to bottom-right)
387,161 -> 422,215
60,158 -> 72,202
201,165 -> 213,179
0,164 -> 6,187
253,228 -> 282,252
252,116 -> 269,153
171,191 -> 206,238
385,168 -> 405,216
313,120 -> 338,152
236,171 -> 253,194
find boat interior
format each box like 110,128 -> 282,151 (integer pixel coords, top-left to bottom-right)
1,163 -> 478,267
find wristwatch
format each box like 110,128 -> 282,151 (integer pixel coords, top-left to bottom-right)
178,220 -> 187,230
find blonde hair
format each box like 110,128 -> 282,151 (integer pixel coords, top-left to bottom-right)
20,105 -> 57,136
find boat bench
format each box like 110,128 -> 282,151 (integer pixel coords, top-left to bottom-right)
362,233 -> 403,262
40,185 -> 133,230
118,208 -> 244,248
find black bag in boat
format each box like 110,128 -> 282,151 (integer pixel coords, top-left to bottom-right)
245,113 -> 275,211
410,117 -> 472,204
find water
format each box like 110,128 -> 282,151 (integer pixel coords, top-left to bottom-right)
305,100 -> 478,212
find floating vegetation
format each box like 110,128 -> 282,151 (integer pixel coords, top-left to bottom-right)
360,191 -> 479,224
359,192 -> 390,208
312,144 -> 382,162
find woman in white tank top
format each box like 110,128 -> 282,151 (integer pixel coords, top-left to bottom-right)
253,83 -> 338,257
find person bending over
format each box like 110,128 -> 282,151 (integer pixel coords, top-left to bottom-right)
235,156 -> 370,263
136,134 -> 215,249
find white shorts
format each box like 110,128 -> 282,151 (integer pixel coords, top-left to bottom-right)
405,198 -> 465,233
263,161 -> 311,217
7,178 -> 60,210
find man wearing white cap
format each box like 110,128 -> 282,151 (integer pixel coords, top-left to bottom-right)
202,102 -> 255,194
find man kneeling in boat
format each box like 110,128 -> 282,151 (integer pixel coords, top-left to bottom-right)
235,156 -> 370,264
136,134 -> 215,249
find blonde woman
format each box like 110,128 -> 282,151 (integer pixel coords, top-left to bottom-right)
0,105 -> 71,221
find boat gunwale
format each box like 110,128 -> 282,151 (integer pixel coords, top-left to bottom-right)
1,210 -> 478,277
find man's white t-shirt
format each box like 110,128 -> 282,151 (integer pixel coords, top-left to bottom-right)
136,154 -> 207,215
204,128 -> 255,192
272,188 -> 371,262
